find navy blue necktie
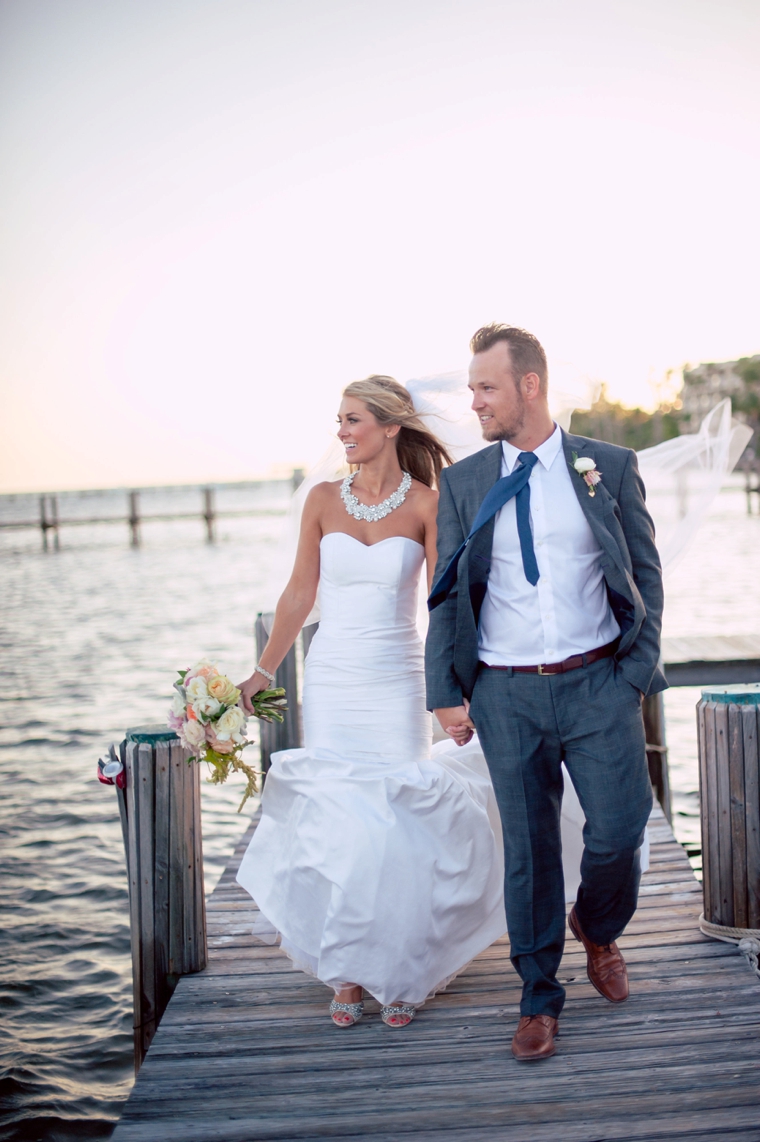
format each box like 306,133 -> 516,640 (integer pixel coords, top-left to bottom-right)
428,451 -> 540,611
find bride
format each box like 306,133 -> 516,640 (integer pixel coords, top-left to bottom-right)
236,375 -> 507,1028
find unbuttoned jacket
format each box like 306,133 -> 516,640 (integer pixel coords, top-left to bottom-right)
425,430 -> 668,709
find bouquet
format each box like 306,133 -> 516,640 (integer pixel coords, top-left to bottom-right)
168,659 -> 287,812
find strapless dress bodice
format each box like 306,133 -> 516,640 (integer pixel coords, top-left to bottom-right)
303,533 -> 428,760
315,532 -> 425,638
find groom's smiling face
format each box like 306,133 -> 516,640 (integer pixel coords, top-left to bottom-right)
469,342 -> 527,442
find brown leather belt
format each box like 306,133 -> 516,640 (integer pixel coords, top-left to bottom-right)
480,639 -> 619,676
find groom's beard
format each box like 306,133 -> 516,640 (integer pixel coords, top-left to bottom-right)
480,396 -> 526,443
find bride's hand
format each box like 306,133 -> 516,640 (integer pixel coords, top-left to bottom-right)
435,705 -> 475,748
238,671 -> 269,716
446,722 -> 474,747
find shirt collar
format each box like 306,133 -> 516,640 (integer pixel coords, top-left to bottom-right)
501,423 -> 562,475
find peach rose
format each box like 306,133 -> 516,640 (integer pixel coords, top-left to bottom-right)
207,675 -> 241,706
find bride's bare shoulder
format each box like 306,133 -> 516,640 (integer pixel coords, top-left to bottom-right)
409,479 -> 439,512
300,481 -> 342,522
306,480 -> 343,501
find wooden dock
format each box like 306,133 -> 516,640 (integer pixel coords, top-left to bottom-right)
111,805 -> 760,1142
662,636 -> 760,686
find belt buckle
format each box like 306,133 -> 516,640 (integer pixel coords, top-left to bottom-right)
537,663 -> 559,676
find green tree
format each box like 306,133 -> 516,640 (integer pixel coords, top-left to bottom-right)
733,359 -> 760,439
569,386 -> 680,451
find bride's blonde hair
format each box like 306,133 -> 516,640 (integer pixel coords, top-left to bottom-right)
342,375 -> 453,489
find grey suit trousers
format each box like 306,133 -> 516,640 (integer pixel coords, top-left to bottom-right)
469,655 -> 653,1017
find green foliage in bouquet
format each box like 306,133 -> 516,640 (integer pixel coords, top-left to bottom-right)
199,689 -> 288,813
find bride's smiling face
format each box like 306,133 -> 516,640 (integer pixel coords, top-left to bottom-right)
337,397 -> 399,464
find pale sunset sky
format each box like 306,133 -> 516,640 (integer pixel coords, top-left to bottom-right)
1,0 -> 758,491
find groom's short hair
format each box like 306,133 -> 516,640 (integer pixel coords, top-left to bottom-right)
470,324 -> 548,395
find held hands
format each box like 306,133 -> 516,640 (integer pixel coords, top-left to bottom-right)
435,702 -> 475,748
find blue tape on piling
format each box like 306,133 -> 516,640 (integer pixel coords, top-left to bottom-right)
125,725 -> 179,743
700,683 -> 760,705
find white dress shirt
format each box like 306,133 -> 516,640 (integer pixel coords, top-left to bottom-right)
478,424 -> 620,667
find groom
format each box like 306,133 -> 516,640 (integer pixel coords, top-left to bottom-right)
426,324 -> 666,1061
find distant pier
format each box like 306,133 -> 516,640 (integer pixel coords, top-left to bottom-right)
0,473 -> 304,550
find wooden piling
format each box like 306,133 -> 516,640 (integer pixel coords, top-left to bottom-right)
119,726 -> 207,1071
744,466 -> 760,515
39,494 -> 60,551
255,613 -> 301,773
642,690 -> 671,822
39,495 -> 48,550
202,487 -> 216,542
128,491 -> 141,548
698,684 -> 760,937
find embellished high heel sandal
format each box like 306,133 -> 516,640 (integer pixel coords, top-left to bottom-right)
381,1004 -> 416,1028
329,998 -> 364,1028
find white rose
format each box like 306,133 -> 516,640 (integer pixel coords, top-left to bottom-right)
181,719 -> 207,749
214,704 -> 247,743
192,695 -> 221,721
186,676 -> 209,701
171,690 -> 186,717
573,456 -> 596,473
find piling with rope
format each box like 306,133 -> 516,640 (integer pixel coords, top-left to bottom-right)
697,683 -> 760,955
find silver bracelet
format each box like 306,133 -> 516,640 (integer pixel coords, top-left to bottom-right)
254,663 -> 276,686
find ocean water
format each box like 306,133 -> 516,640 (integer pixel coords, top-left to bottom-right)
0,478 -> 758,1141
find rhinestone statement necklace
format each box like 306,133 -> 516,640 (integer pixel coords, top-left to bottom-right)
340,470 -> 412,522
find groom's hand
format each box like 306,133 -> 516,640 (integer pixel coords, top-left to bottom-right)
435,705 -> 475,747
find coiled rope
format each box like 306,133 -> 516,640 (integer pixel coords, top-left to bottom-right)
699,914 -> 760,979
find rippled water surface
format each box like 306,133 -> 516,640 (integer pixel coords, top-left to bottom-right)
0,479 -> 758,1140
0,488 -> 287,1142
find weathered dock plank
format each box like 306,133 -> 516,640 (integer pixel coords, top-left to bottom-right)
662,634 -> 760,685
112,806 -> 760,1142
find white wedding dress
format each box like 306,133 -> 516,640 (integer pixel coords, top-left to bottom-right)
236,532 -> 507,1006
236,530 -> 646,1005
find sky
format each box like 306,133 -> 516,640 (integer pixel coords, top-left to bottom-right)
1,0 -> 759,491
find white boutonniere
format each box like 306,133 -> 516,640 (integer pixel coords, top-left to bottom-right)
572,452 -> 602,497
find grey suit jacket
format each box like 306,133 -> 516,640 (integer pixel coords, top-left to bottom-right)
425,430 -> 668,709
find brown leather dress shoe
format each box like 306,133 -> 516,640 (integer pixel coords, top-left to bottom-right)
568,904 -> 629,1003
511,1014 -> 559,1061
